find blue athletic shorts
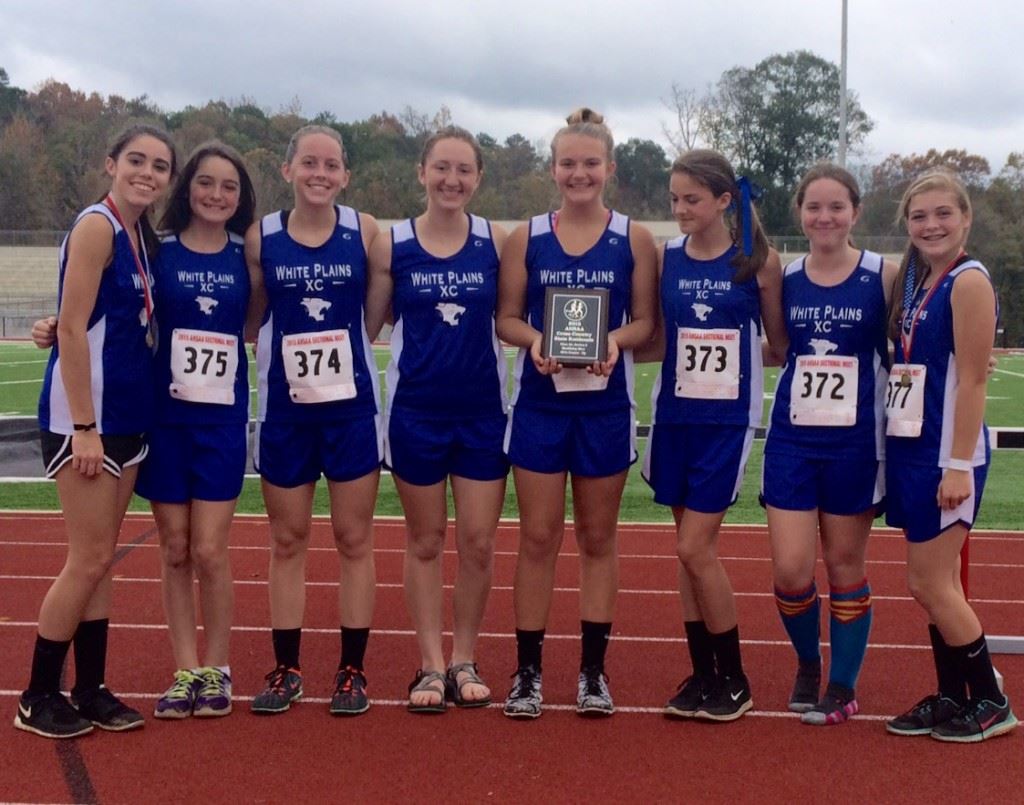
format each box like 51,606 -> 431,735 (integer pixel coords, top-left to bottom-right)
886,462 -> 987,543
762,450 -> 883,515
135,423 -> 247,503
254,415 -> 382,488
384,410 -> 509,486
504,406 -> 636,477
642,424 -> 754,512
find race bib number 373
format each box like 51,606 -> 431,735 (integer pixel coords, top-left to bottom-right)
170,328 -> 238,405
675,327 -> 740,400
789,354 -> 859,427
282,329 -> 356,403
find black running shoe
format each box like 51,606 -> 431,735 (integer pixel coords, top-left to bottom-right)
695,674 -> 752,722
251,665 -> 303,714
330,666 -> 369,716
930,696 -> 1018,743
800,683 -> 858,726
788,661 -> 821,713
503,666 -> 542,719
13,691 -> 93,739
576,666 -> 614,717
71,686 -> 144,732
886,694 -> 961,736
664,675 -> 711,719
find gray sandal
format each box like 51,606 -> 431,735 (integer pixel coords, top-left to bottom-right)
408,670 -> 447,714
446,662 -> 491,708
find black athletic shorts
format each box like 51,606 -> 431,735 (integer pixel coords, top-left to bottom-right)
40,430 -> 147,479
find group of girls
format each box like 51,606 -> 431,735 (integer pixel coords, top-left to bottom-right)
15,107 -> 1015,744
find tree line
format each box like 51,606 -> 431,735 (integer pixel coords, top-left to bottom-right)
0,53 -> 1021,343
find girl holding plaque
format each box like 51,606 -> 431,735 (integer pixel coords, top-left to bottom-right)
764,164 -> 897,725
367,127 -> 508,713
17,125 -> 176,739
497,108 -> 658,718
884,170 -> 1016,742
246,125 -> 382,717
641,150 -> 785,722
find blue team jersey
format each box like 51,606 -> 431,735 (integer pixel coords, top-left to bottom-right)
509,211 -> 635,414
150,233 -> 250,425
651,237 -> 763,426
385,214 -> 507,420
766,250 -> 888,459
255,205 -> 379,423
887,258 -> 992,468
39,204 -> 156,435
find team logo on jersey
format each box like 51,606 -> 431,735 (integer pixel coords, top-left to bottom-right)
474,239 -> 483,247
608,237 -> 619,245
196,296 -> 219,315
691,303 -> 713,322
436,302 -> 466,326
301,297 -> 332,321
808,338 -> 839,355
860,275 -> 871,283
563,298 -> 588,321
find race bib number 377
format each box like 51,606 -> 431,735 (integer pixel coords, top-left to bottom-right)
789,354 -> 859,427
885,363 -> 926,437
282,329 -> 356,403
170,328 -> 238,405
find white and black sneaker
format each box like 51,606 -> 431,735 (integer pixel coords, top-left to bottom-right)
576,666 -> 614,717
695,674 -> 752,722
13,691 -> 94,739
504,666 -> 543,719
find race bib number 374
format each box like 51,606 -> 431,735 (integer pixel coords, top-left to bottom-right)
282,329 -> 356,403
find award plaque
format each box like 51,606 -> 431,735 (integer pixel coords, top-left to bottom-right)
541,287 -> 610,367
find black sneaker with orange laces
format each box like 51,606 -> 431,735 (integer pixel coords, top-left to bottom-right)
251,665 -> 303,714
330,666 -> 369,716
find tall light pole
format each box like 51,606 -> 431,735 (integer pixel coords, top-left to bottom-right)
838,0 -> 848,167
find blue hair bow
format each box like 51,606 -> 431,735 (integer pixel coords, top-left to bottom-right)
730,176 -> 763,256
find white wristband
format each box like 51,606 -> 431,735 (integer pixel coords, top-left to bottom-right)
946,458 -> 973,472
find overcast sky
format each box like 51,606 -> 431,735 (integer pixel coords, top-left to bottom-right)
2,0 -> 1022,172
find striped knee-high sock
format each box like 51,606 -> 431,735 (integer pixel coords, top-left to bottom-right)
827,579 -> 872,690
774,582 -> 821,663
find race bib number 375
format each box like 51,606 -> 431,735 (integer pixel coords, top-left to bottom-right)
282,329 -> 356,403
170,328 -> 239,405
789,354 -> 859,427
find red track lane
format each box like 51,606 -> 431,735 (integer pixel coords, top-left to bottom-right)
0,512 -> 1021,804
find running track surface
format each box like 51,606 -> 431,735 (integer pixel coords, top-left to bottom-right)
0,512 -> 1021,804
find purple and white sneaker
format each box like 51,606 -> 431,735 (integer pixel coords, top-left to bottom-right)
193,667 -> 232,718
154,669 -> 202,719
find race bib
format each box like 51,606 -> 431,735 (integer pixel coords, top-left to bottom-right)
552,367 -> 610,394
789,354 -> 859,426
282,329 -> 356,403
675,327 -> 740,400
169,328 -> 238,405
885,363 -> 926,437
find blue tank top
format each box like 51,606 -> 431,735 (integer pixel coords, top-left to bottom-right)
255,205 -> 379,423
509,211 -> 635,413
766,250 -> 888,459
385,215 -> 506,420
39,204 -> 156,435
886,258 -> 992,467
150,233 -> 250,425
651,237 -> 763,427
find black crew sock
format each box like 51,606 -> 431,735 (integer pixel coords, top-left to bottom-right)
928,623 -> 967,704
27,634 -> 72,695
340,626 -> 370,669
71,618 -> 109,695
954,633 -> 1003,703
709,625 -> 744,679
272,628 -> 302,669
684,620 -> 716,679
580,620 -> 612,672
515,629 -> 545,671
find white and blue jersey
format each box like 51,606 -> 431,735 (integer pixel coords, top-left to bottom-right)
651,237 -> 763,427
151,233 -> 249,425
385,215 -> 506,420
509,211 -> 635,413
766,250 -> 888,460
887,258 -> 993,468
39,203 -> 155,436
255,205 -> 380,423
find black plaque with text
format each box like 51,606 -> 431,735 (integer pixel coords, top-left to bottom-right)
541,287 -> 609,367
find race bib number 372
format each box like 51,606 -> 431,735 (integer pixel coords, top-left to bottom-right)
282,329 -> 356,403
789,354 -> 859,427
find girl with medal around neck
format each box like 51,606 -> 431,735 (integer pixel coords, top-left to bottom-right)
245,125 -> 383,717
17,125 -> 176,739
638,150 -> 786,722
496,108 -> 657,718
366,127 -> 508,713
884,170 -> 1017,742
763,163 -> 898,726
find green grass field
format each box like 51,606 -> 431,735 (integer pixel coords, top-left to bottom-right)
2,342 -> 1023,527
